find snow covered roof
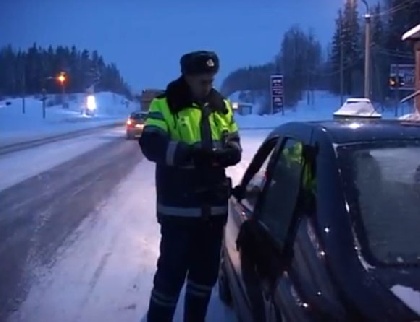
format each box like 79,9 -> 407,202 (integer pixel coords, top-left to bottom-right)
399,111 -> 420,121
402,24 -> 420,41
333,98 -> 382,119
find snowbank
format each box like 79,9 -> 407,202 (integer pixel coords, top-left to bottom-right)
235,91 -> 342,129
0,92 -> 136,145
399,113 -> 420,121
233,91 -> 402,129
229,90 -> 267,115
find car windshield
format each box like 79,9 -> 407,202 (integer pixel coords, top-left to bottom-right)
131,113 -> 146,120
339,141 -> 420,265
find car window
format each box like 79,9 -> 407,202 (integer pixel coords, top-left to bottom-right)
258,138 -> 305,247
343,145 -> 420,265
131,112 -> 146,120
241,138 -> 279,212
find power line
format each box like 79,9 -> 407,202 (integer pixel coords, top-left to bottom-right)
374,47 -> 414,59
375,0 -> 417,17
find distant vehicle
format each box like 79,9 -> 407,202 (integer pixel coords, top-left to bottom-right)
219,117 -> 420,321
81,95 -> 97,116
334,98 -> 381,119
126,111 -> 148,139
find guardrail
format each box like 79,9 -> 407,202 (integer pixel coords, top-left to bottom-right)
0,121 -> 124,156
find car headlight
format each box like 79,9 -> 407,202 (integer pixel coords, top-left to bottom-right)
86,95 -> 97,110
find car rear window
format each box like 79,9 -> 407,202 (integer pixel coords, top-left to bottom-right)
131,113 -> 147,120
340,142 -> 420,265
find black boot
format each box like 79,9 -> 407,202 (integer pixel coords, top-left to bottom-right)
183,291 -> 212,322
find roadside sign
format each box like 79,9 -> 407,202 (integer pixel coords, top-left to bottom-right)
270,75 -> 284,114
390,64 -> 415,90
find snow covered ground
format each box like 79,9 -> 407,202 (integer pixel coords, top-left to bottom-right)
232,90 -> 405,128
0,90 -> 404,148
0,127 -> 126,191
0,92 -> 136,145
3,90 -> 418,321
5,130 -> 269,322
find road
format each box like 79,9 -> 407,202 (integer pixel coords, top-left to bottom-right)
0,127 -> 268,322
0,128 -> 141,321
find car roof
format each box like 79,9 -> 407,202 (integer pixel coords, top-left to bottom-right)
271,119 -> 420,144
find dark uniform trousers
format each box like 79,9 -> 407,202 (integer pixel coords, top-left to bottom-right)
146,215 -> 226,322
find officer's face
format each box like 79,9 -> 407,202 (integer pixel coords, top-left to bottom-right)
187,73 -> 215,100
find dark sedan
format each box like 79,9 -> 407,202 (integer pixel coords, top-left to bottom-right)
219,119 -> 420,322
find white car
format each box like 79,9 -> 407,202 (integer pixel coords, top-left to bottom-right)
334,97 -> 382,119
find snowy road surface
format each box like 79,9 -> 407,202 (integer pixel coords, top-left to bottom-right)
0,128 -> 270,322
0,128 -> 128,191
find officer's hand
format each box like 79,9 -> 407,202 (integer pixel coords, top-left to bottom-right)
211,147 -> 240,167
191,147 -> 215,167
191,147 -> 237,167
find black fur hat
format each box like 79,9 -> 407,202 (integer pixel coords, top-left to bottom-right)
180,50 -> 220,75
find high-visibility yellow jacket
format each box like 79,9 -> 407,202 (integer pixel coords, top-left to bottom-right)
139,77 -> 241,219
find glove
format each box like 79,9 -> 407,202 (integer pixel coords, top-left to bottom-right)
212,146 -> 241,167
190,147 -> 217,167
191,146 -> 239,168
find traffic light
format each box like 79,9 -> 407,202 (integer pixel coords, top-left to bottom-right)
398,76 -> 405,87
389,76 -> 397,88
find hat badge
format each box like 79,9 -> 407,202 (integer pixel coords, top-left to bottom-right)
207,59 -> 215,67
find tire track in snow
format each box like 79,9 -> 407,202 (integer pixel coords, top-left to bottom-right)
7,129 -> 266,322
0,138 -> 141,321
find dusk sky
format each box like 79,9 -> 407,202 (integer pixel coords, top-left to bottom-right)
1,0 -> 345,91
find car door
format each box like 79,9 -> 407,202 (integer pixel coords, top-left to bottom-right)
225,135 -> 282,317
254,137 -> 305,296
232,138 -> 308,321
245,136 -> 313,321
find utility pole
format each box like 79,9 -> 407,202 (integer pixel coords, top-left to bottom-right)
340,16 -> 344,105
41,88 -> 47,119
395,63 -> 400,116
21,72 -> 26,114
361,0 -> 371,99
415,41 -> 420,113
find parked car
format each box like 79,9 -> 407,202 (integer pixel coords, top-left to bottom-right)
219,118 -> 420,322
126,111 -> 148,139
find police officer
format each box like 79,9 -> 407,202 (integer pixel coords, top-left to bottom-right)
139,50 -> 242,322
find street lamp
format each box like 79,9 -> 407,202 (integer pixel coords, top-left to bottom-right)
57,74 -> 65,84
361,0 -> 372,99
57,72 -> 67,108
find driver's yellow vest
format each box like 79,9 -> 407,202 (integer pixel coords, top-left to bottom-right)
282,143 -> 316,193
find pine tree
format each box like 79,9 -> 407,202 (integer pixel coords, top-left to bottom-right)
328,0 -> 363,96
342,0 -> 363,94
385,0 -> 420,58
329,9 -> 344,94
0,44 -> 130,97
371,2 -> 388,101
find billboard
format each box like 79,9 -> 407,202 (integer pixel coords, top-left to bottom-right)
390,64 -> 415,90
270,75 -> 284,114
